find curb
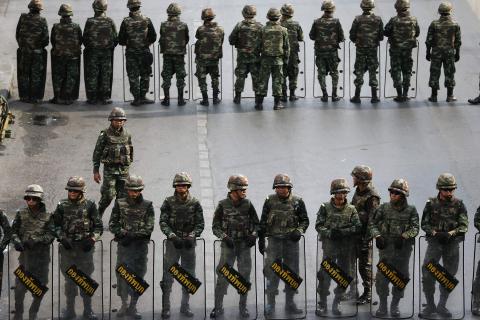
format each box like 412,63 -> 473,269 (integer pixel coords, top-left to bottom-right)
0,62 -> 14,99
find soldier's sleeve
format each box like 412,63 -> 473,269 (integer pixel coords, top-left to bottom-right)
118,20 -> 127,46
89,201 -> 103,240
42,18 -> 49,48
296,198 -> 309,233
425,22 -> 435,47
366,196 -> 380,219
128,134 -> 133,162
51,203 -> 65,239
368,206 -> 383,239
338,20 -> 345,43
349,208 -> 362,235
384,18 -> 393,38
283,29 -> 290,61
308,21 -> 316,41
15,14 -> 23,44
109,200 -> 122,236
77,24 -> 84,47
159,22 -> 165,51
185,24 -> 190,44
10,212 -> 21,246
414,19 -> 420,38
0,211 -> 12,249
421,200 -> 434,235
212,203 -> 226,239
259,197 -> 271,236
403,206 -> 419,239
315,204 -> 329,238
474,206 -> 480,231
147,18 -> 157,44
455,200 -> 468,234
139,201 -> 155,238
50,25 -> 57,48
248,202 -> 260,236
349,18 -> 357,42
92,131 -> 106,173
229,23 -> 239,46
454,24 -> 461,49
110,18 -> 119,48
159,199 -> 174,237
83,20 -> 91,47
377,17 -> 384,42
297,23 -> 304,42
194,200 -> 205,237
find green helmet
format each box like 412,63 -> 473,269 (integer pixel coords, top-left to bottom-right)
360,0 -> 375,10
272,173 -> 293,189
281,4 -> 294,17
438,1 -> 452,14
436,173 -> 457,190
92,0 -> 107,11
58,4 -> 73,16
330,178 -> 351,194
173,172 -> 192,187
108,107 -> 127,121
394,0 -> 410,11
321,0 -> 336,12
351,165 -> 373,183
127,0 -> 141,9
65,176 -> 86,192
24,184 -> 44,200
201,7 -> 215,20
242,5 -> 257,18
28,0 -> 44,11
167,3 -> 181,16
267,8 -> 281,20
228,175 -> 249,191
126,175 -> 144,190
388,178 -> 409,196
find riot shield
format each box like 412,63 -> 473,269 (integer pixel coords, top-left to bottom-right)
109,239 -> 154,320
161,238 -> 206,320
0,248 -> 8,317
292,41 -> 306,99
315,235 -> 357,318
231,46 -> 256,99
370,238 -> 415,319
190,44 -> 223,102
263,235 -> 306,320
8,243 -> 54,320
418,235 -> 464,320
58,240 -> 103,319
158,44 -> 191,101
313,43 -> 346,99
383,41 -> 419,99
212,240 -> 257,320
348,41 -> 382,99
122,45 -> 157,102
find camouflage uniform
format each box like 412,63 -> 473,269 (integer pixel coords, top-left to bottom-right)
16,0 -> 49,103
0,209 -> 12,250
472,206 -> 480,315
118,0 -> 157,106
83,0 -> 118,104
195,8 -> 224,106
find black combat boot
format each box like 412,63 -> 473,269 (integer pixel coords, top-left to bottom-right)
161,290 -> 171,319
265,294 -> 275,316
472,294 -> 480,316
375,295 -> 388,317
446,87 -> 457,102
117,298 -> 129,318
14,298 -> 23,320
127,296 -> 142,320
402,85 -> 410,100
420,294 -> 436,318
281,88 -> 288,102
285,292 -> 302,314
273,96 -> 285,110
371,87 -> 380,103
210,292 -> 224,318
233,91 -> 242,104
468,94 -> 480,105
321,88 -> 328,102
428,88 -> 437,102
239,295 -> 249,318
350,87 -> 361,103
180,292 -> 194,317
390,296 -> 401,318
178,88 -> 186,106
140,95 -> 154,104
289,88 -> 298,101
332,87 -> 341,102
436,293 -> 452,318
332,296 -> 342,316
131,96 -> 142,106
254,95 -> 264,110
200,91 -> 209,106
213,90 -> 221,105
394,86 -> 404,102
357,289 -> 371,305
83,297 -> 98,320
61,298 -> 76,320
161,88 -> 170,106
315,296 -> 327,316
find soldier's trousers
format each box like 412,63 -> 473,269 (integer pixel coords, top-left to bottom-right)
353,47 -> 379,88
125,48 -> 153,98
161,54 -> 187,90
315,50 -> 341,89
376,242 -> 413,298
234,57 -> 260,94
282,53 -> 300,91
264,237 -> 299,296
195,59 -> 220,93
17,48 -> 47,101
258,57 -> 284,97
428,48 -> 456,90
84,48 -> 114,101
354,239 -> 372,293
116,240 -> 149,300
51,54 -> 80,101
215,241 -> 252,297
98,166 -> 128,217
161,240 -> 196,294
389,48 -> 414,89
59,242 -> 95,300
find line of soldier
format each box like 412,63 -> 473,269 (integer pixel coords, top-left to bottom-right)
16,0 -> 480,111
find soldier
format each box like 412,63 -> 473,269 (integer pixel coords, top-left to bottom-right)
350,165 -> 380,304
426,2 -> 461,103
472,206 -> 480,315
369,179 -> 419,317
92,107 -> 133,218
255,8 -> 290,111
229,5 -> 263,104
83,0 -> 118,105
349,0 -> 384,104
52,177 -> 103,320
159,172 -> 204,319
420,173 -> 468,318
109,175 -> 154,320
259,174 -> 309,315
118,0 -> 157,106
194,8 -> 224,107
316,179 -> 360,316
0,208 -> 11,252
280,4 -> 304,102
384,0 -> 420,102
309,0 -> 344,102
11,185 -> 52,320
210,175 -> 259,318
159,3 -> 189,107
16,0 -> 49,104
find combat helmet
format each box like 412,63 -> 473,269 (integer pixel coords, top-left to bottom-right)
65,176 -> 86,193
321,0 -> 336,12
173,172 -> 192,187
28,0 -> 43,11
267,8 -> 281,21
388,178 -> 409,196
438,1 -> 452,14
227,175 -> 249,191
24,184 -> 44,200
126,175 -> 144,190
272,174 -> 293,189
394,0 -> 410,11
360,0 -> 375,10
436,173 -> 457,190
167,3 -> 181,16
330,178 -> 351,194
281,4 -> 294,17
242,5 -> 257,18
351,165 -> 373,183
58,4 -> 73,17
201,8 -> 215,20
127,0 -> 141,9
92,0 -> 107,11
108,107 -> 127,121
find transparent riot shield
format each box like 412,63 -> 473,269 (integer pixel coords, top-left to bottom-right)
418,235 -> 464,320
190,44 -> 223,102
291,41 -> 306,99
315,235 -> 357,318
161,238 -> 206,320
0,248 -> 7,317
122,45 -> 157,102
263,235 -> 306,320
348,41 -> 382,99
383,41 -> 419,99
58,240 -> 103,319
231,46 -> 256,99
370,238 -> 415,319
213,240 -> 257,320
472,233 -> 480,316
313,43 -> 346,99
109,239 -> 154,320
8,243 -> 54,320
158,44 -> 191,101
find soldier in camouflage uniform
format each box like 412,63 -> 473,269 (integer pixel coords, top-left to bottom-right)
369,179 -> 419,317
309,0 -> 344,102
118,0 -> 157,106
0,207 -> 11,251
16,0 -> 49,104
109,175 -> 154,320
210,175 -> 259,318
256,8 -> 290,111
160,3 -> 189,107
426,2 -> 461,103
316,179 -> 360,316
52,177 -> 103,320
194,8 -> 224,107
11,185 -> 52,320
229,5 -> 263,104
384,0 -> 420,102
350,165 -> 380,304
420,173 -> 468,318
92,107 -> 133,218
50,4 -> 83,105
159,172 -> 204,319
280,4 -> 303,102
83,0 -> 118,105
259,174 -> 309,315
349,0 -> 384,104
472,206 -> 480,316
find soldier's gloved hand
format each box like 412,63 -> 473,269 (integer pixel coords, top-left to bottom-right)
14,242 -> 25,252
171,236 -> 184,250
426,50 -> 431,62
289,230 -> 302,242
435,231 -> 450,245
82,238 -> 95,252
223,236 -> 235,249
330,229 -> 342,240
258,237 -> 266,255
60,238 -> 73,250
375,236 -> 387,250
120,234 -> 134,247
394,237 -> 404,250
246,234 -> 257,247
183,236 -> 195,249
23,239 -> 36,250
455,48 -> 460,62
